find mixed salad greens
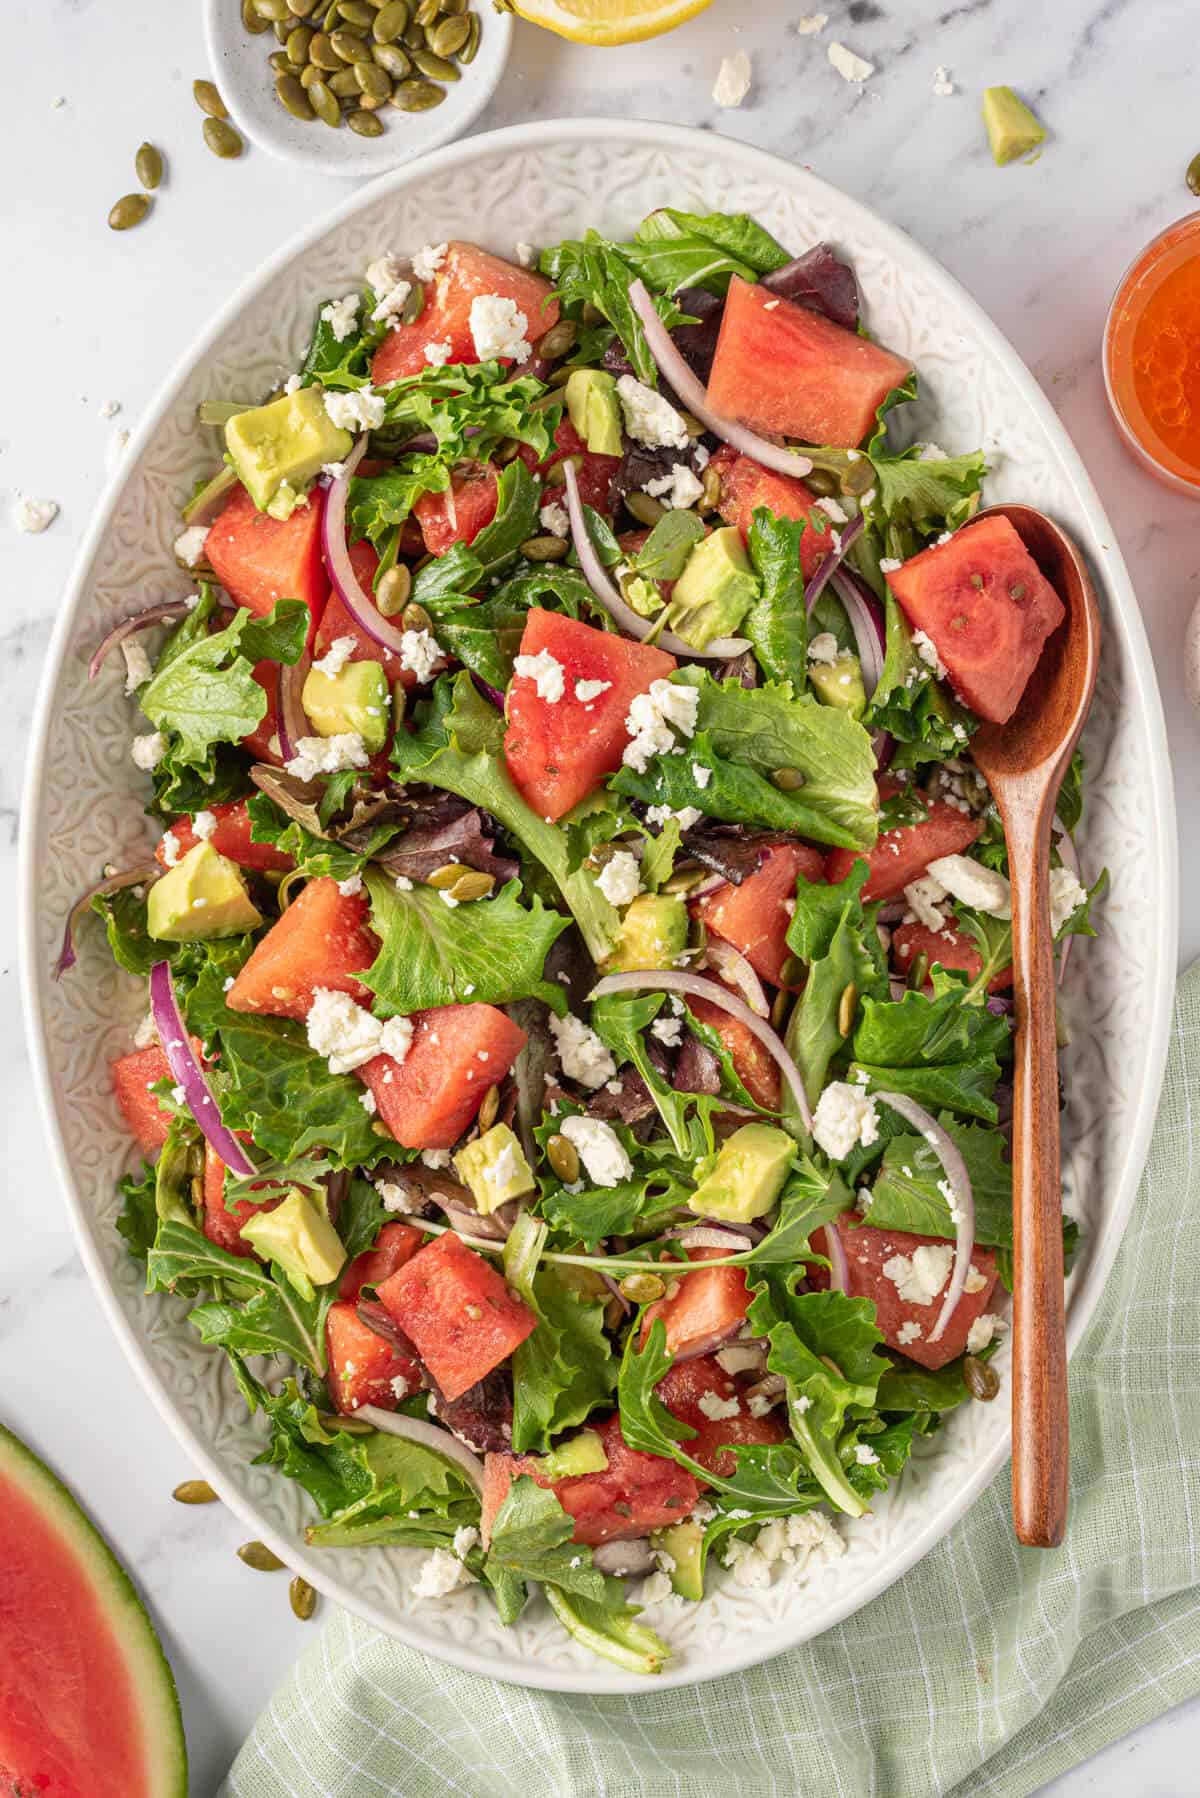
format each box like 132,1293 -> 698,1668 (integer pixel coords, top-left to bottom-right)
70,210 -> 1103,1675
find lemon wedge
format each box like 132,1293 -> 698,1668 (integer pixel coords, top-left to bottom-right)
508,0 -> 713,47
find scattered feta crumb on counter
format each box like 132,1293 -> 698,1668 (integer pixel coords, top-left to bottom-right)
712,51 -> 752,108
98,398 -> 121,419
828,42 -> 875,83
615,376 -> 689,450
812,1081 -> 880,1160
796,12 -> 828,32
549,1012 -> 617,1089
560,1114 -> 632,1188
932,66 -> 956,96
12,496 -> 59,534
596,850 -> 642,907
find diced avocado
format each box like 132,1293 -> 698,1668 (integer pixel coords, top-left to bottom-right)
564,368 -> 623,457
240,1187 -> 346,1298
982,86 -> 1046,166
664,526 -> 760,650
599,893 -> 688,974
689,1123 -> 795,1222
225,386 -> 353,515
452,1123 -> 536,1216
147,842 -> 263,943
809,651 -> 866,719
302,658 -> 390,752
534,1429 -> 609,1481
619,569 -> 664,619
652,1521 -> 704,1601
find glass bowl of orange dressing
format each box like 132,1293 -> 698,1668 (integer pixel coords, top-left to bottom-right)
1105,212 -> 1200,494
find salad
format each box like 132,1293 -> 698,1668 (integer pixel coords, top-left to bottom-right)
68,213 -> 1102,1676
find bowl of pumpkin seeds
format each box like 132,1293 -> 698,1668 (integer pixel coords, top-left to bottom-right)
204,0 -> 512,177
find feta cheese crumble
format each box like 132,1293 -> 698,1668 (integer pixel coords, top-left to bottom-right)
285,734 -> 368,783
650,1015 -> 683,1048
548,1012 -> 616,1090
366,255 -> 412,326
513,648 -> 566,703
622,678 -> 699,772
882,1243 -> 954,1307
966,1312 -> 1005,1355
964,1265 -> 988,1296
815,495 -> 848,525
697,1389 -> 741,1422
312,635 -> 357,679
539,499 -> 570,538
306,989 -> 386,1075
897,1320 -> 923,1345
643,463 -> 704,510
574,677 -> 612,704
1049,864 -> 1088,935
131,731 -> 167,771
855,1443 -> 881,1466
559,1115 -> 632,1188
596,850 -> 642,908
469,294 -> 531,365
337,872 -> 364,897
932,65 -> 956,97
424,340 -> 452,368
712,51 -> 752,108
121,641 -> 153,694
903,873 -> 949,932
412,1547 -> 476,1600
160,831 -> 181,868
615,376 -> 689,449
925,854 -> 1011,920
399,629 -> 441,683
323,386 -> 386,433
807,632 -> 840,666
812,1080 -> 880,1161
911,629 -> 948,679
12,496 -> 59,534
192,810 -> 217,842
691,761 -> 712,789
411,242 -> 447,283
321,293 -> 360,343
828,41 -> 874,83
515,241 -> 535,269
796,12 -> 828,32
174,525 -> 210,567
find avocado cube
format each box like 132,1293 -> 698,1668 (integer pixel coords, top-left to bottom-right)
652,1520 -> 705,1601
809,651 -> 866,719
564,368 -> 624,457
688,1123 -> 795,1222
982,86 -> 1046,166
240,1188 -> 346,1298
302,658 -> 390,753
599,893 -> 688,975
225,386 -> 354,515
664,526 -> 760,650
453,1123 -> 536,1216
534,1429 -> 610,1481
147,842 -> 263,943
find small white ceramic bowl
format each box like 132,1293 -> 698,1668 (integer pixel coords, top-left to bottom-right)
203,0 -> 512,179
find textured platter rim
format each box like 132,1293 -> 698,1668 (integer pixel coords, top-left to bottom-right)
18,118 -> 1178,1693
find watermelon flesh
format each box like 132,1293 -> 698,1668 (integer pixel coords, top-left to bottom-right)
517,417 -> 622,512
201,1141 -> 280,1260
313,540 -> 416,689
326,1299 -> 422,1414
204,481 -> 328,650
812,1214 -> 1000,1371
707,277 -> 914,449
886,514 -> 1067,724
225,877 -> 377,1020
640,1246 -> 751,1359
360,1002 -> 528,1149
655,1356 -> 788,1477
685,993 -> 782,1111
691,840 -> 825,984
338,1220 -> 424,1301
110,1046 -> 177,1156
377,1230 -> 537,1401
413,462 -> 499,555
892,919 -> 1013,992
825,787 -> 982,902
372,241 -> 560,386
156,797 -> 293,875
0,1422 -> 187,1798
241,659 -> 284,765
709,445 -> 836,580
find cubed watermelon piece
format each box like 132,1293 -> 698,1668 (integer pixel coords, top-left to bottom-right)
708,446 -> 836,581
110,1046 -> 177,1155
480,1412 -> 701,1549
502,608 -> 677,821
413,462 -> 499,556
691,841 -> 826,985
372,242 -> 560,385
155,798 -> 293,875
326,1299 -> 422,1414
313,540 -> 414,690
241,660 -> 284,765
225,876 -> 377,1020
338,1220 -> 425,1301
707,277 -> 913,449
886,515 -> 1067,724
655,1355 -> 788,1477
825,783 -> 982,902
201,1141 -> 281,1260
640,1247 -> 751,1359
205,482 -> 328,650
376,1230 -> 536,1402
685,994 -> 782,1111
892,920 -> 1012,992
517,417 -> 622,512
360,1003 -> 527,1150
812,1213 -> 1000,1371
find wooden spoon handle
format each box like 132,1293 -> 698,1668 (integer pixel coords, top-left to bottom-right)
1008,797 -> 1069,1547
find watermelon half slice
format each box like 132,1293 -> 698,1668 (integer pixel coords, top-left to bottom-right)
0,1422 -> 187,1797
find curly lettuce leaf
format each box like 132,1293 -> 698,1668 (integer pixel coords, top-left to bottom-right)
147,1220 -> 331,1374
743,508 -> 809,688
503,1214 -> 616,1455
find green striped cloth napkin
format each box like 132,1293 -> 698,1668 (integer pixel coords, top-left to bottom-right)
222,964 -> 1200,1798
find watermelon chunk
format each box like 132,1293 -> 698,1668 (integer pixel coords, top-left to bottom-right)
360,1003 -> 527,1149
156,798 -> 293,875
0,1422 -> 187,1798
326,1299 -> 422,1414
691,840 -> 825,984
205,481 -> 328,649
640,1246 -> 751,1359
707,277 -> 914,449
886,515 -> 1067,724
655,1356 -> 787,1476
372,241 -> 560,385
201,1142 -> 281,1260
313,540 -> 414,690
892,919 -> 1012,992
241,659 -> 284,765
413,462 -> 499,555
517,417 -> 622,512
709,445 -> 836,580
685,994 -> 782,1111
813,1213 -> 999,1371
825,786 -> 982,902
225,876 -> 377,1020
503,608 -> 677,821
338,1220 -> 425,1301
376,1230 -> 536,1402
480,1412 -> 701,1548
110,1046 -> 177,1155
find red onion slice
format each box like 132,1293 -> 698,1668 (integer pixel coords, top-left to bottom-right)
628,279 -> 815,481
702,938 -> 769,1018
803,513 -> 865,614
276,653 -> 311,766
819,1221 -> 850,1294
89,603 -> 196,681
588,969 -> 813,1133
830,567 -> 885,697
356,1406 -> 485,1494
674,1225 -> 755,1253
55,861 -> 158,978
563,462 -> 750,661
873,1090 -> 975,1344
321,438 -> 411,658
148,961 -> 257,1178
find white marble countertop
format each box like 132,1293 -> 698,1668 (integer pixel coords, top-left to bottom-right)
2,2 -> 1197,1793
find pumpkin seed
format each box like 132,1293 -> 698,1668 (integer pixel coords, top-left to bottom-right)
316,1409 -> 373,1434
355,59 -> 392,97
804,467 -> 837,497
108,192 -> 151,230
413,47 -> 460,80
269,49 -> 297,72
416,0 -> 441,21
449,870 -> 496,902
581,300 -> 605,326
339,0 -> 375,21
300,61 -> 326,88
391,681 -> 408,723
135,142 -> 164,189
375,564 -> 412,615
441,0 -> 469,13
778,953 -> 805,987
401,600 -> 432,634
427,863 -> 466,889
393,76 -> 444,108
285,0 -> 311,14
430,14 -> 469,56
289,1575 -> 318,1620
320,0 -> 341,28
203,118 -> 245,158
542,453 -> 578,484
373,40 -> 413,75
837,981 -> 858,1038
276,73 -> 316,118
286,23 -> 314,59
1188,152 -> 1200,197
329,66 -> 362,94
308,77 -> 342,124
254,0 -> 291,18
238,1539 -> 286,1571
841,457 -> 875,498
520,534 -> 570,562
770,986 -> 792,1030
458,13 -> 480,62
309,29 -> 342,66
537,318 -> 577,360
620,1271 -> 666,1303
678,412 -> 703,437
401,282 -> 425,324
625,491 -> 667,527
963,1355 -> 1000,1402
330,27 -> 370,59
906,950 -> 929,991
402,18 -> 426,48
374,0 -> 410,39
273,18 -> 292,41
172,1479 -> 218,1505
242,0 -> 271,32
700,464 -> 722,512
193,78 -> 229,118
495,437 -> 523,465
546,1134 -> 580,1184
478,1083 -> 500,1131
770,767 -> 805,791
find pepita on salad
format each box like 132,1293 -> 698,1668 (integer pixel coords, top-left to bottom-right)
81,206 -> 1095,1681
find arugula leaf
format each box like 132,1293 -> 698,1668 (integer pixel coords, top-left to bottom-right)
636,208 -> 790,277
348,461 -> 451,551
863,592 -> 975,767
875,1358 -> 974,1415
743,508 -> 808,687
850,978 -> 1009,1123
381,363 -> 560,464
408,461 -> 542,607
299,304 -> 374,390
589,989 -> 721,1158
784,863 -> 888,1122
539,232 -> 686,385
503,1214 -> 616,1454
865,1113 -> 1012,1244
336,1176 -> 390,1264
116,1161 -> 159,1261
484,1475 -> 609,1606
745,1159 -> 852,1263
147,1219 -> 330,1373
627,511 -> 706,581
90,885 -> 220,982
542,1584 -> 671,1678
540,1179 -> 685,1248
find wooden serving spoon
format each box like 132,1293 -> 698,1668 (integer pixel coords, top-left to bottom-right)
970,504 -> 1101,1549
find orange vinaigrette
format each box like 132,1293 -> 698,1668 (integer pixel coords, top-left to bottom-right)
1105,212 -> 1200,493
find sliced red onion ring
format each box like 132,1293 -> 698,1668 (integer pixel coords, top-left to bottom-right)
1055,822 -> 1082,987
830,567 -> 885,697
819,1221 -> 850,1294
276,652 -> 311,766
588,969 -> 813,1133
629,279 -> 815,481
356,1406 -> 484,1494
148,961 -> 257,1178
688,872 -> 725,899
55,861 -> 158,978
89,602 -> 195,681
472,672 -> 506,711
563,462 -> 750,661
703,938 -> 769,1018
322,438 -> 411,658
803,513 -> 865,614
873,1090 -> 974,1344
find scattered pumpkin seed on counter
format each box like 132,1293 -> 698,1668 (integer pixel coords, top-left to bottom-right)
236,0 -> 483,136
